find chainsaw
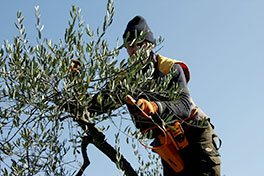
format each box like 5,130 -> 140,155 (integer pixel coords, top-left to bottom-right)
125,95 -> 189,173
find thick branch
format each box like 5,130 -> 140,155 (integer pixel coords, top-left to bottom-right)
75,135 -> 92,176
77,120 -> 138,176
56,94 -> 138,175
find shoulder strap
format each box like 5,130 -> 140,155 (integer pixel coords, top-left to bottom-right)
156,54 -> 190,83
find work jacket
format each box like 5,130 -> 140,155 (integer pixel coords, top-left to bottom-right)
87,53 -> 221,175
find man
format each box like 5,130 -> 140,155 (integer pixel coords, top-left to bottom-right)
123,16 -> 221,176
71,16 -> 221,175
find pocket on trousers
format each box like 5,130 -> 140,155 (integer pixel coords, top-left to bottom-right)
201,142 -> 221,165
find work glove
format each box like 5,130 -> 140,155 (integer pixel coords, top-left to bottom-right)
125,95 -> 158,118
136,98 -> 159,116
125,95 -> 160,136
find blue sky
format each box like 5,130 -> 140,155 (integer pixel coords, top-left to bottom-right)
1,0 -> 264,176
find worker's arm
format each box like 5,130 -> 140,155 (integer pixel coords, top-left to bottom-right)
129,64 -> 194,130
87,87 -> 124,115
154,64 -> 194,121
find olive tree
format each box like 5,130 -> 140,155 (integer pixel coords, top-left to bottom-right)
0,0 -> 168,175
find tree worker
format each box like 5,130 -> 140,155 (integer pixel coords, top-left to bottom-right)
121,15 -> 221,176
70,15 -> 221,176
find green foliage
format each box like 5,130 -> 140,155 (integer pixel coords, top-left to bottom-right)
0,0 -> 179,175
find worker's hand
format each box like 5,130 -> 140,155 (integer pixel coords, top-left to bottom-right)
136,98 -> 159,116
125,95 -> 159,131
125,95 -> 158,118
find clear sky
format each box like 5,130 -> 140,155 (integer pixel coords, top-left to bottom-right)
1,0 -> 264,176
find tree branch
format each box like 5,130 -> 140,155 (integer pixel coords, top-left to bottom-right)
76,119 -> 138,176
56,93 -> 138,175
75,135 -> 92,176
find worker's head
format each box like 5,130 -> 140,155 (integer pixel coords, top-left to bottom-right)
123,16 -> 155,57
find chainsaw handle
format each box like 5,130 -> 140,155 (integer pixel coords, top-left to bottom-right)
124,95 -> 136,105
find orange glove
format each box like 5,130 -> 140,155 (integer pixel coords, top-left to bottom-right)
125,95 -> 159,131
136,98 -> 159,116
